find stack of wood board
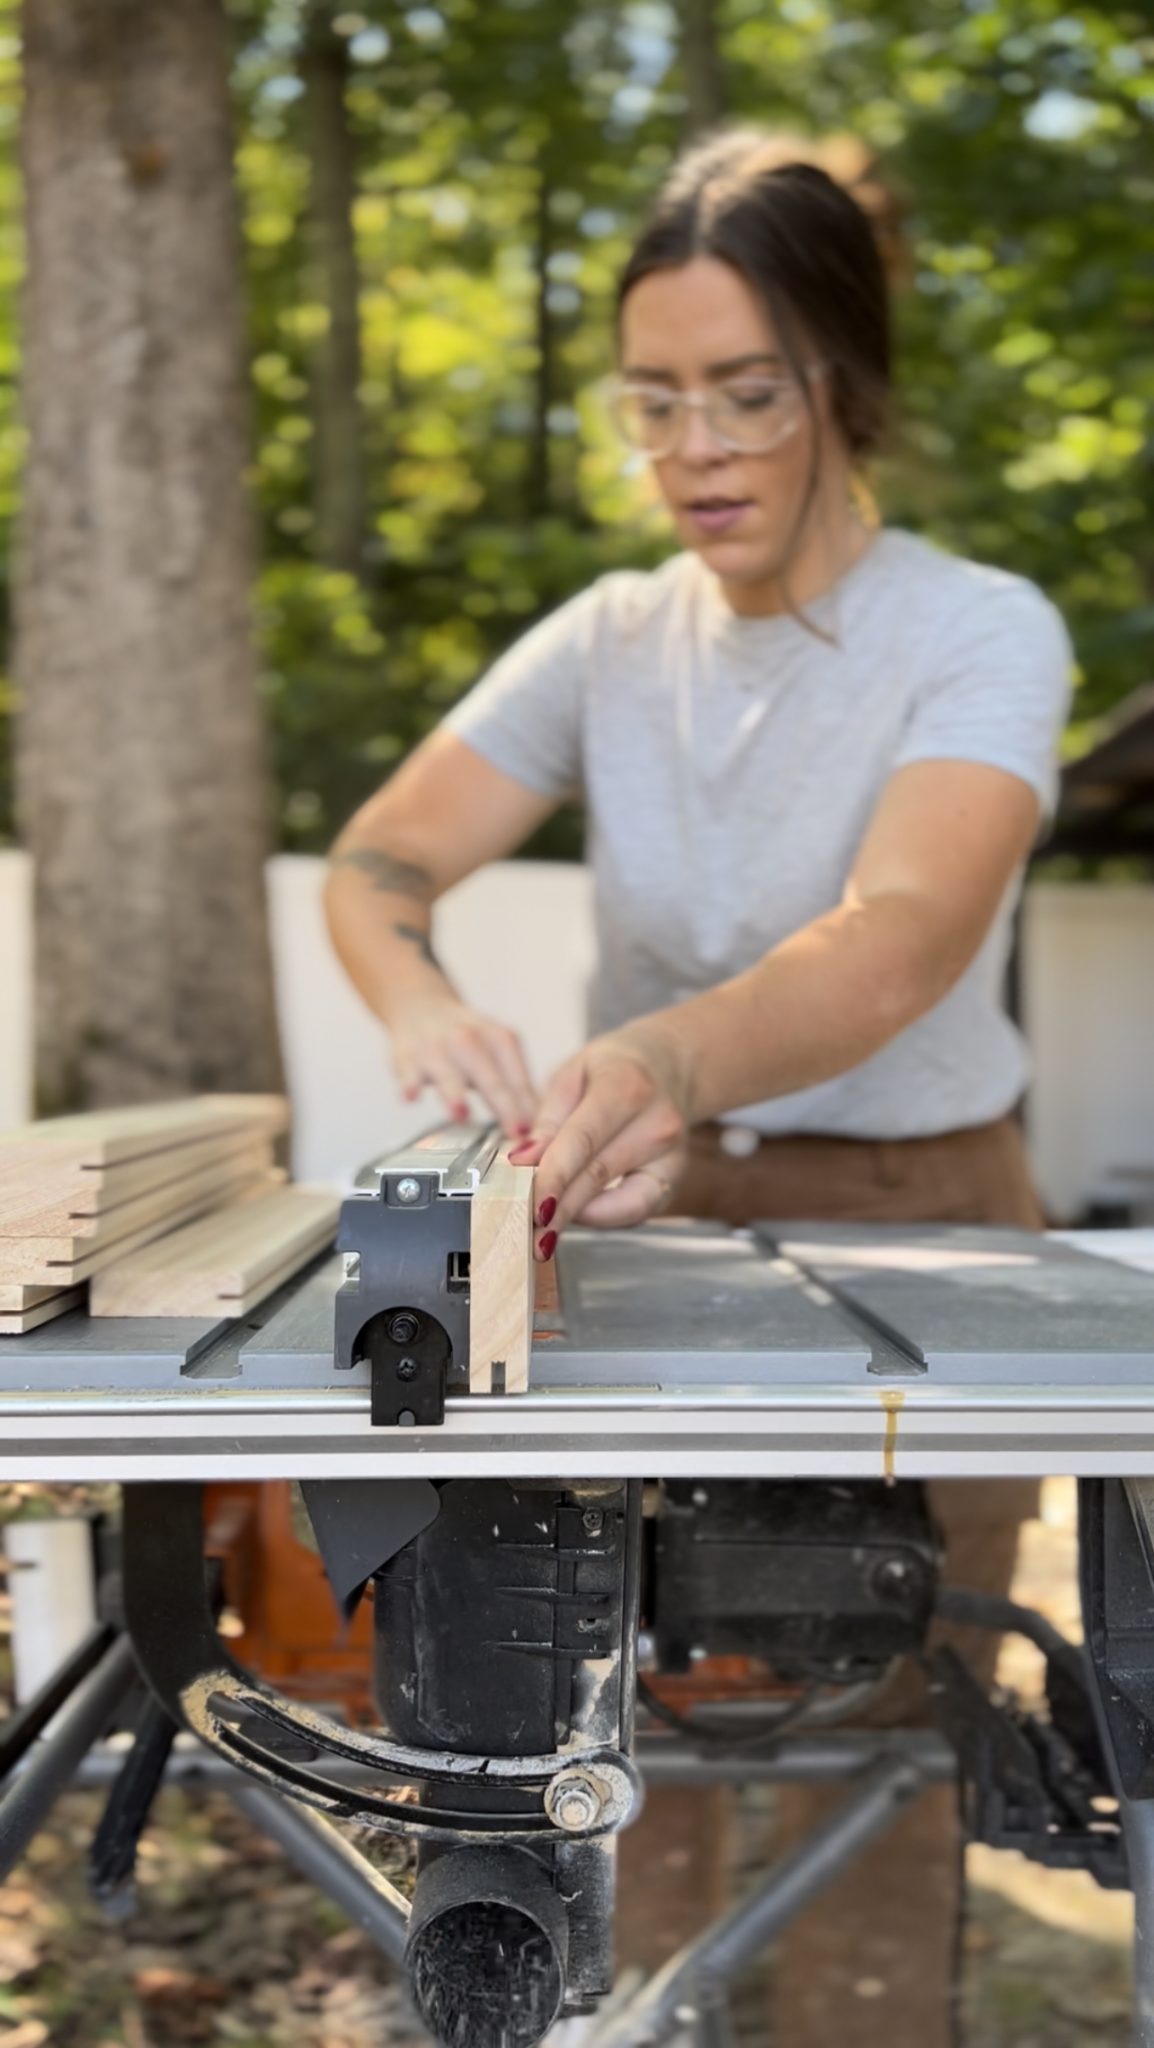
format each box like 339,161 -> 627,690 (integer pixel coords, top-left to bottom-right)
0,1096 -> 287,1333
90,1184 -> 340,1318
0,1285 -> 86,1337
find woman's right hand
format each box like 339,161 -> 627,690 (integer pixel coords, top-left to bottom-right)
388,992 -> 539,1140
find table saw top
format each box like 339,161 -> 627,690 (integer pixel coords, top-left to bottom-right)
1,1224 -> 1153,1483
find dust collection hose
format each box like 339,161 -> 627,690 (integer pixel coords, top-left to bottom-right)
406,1844 -> 569,2048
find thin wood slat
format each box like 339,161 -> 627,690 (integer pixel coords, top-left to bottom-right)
90,1186 -> 340,1319
0,1288 -> 85,1336
0,1149 -> 277,1279
0,1282 -> 63,1313
468,1153 -> 535,1395
1,1126 -> 276,1233
0,1162 -> 279,1290
1,1138 -> 275,1242
0,1095 -> 287,1220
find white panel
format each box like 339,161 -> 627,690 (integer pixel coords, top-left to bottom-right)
1022,884 -> 1154,1222
3,1516 -> 97,1702
266,856 -> 595,1186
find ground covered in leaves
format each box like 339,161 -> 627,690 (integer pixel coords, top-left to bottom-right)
0,1789 -> 418,2048
0,1481 -> 1135,2046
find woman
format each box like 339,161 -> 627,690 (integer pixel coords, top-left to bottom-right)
325,130 -> 1071,2048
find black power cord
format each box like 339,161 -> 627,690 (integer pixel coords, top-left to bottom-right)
636,1673 -> 824,1756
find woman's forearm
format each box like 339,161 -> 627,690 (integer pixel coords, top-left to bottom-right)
323,733 -> 560,1032
626,888 -> 962,1125
324,840 -> 458,1025
326,826 -> 540,1134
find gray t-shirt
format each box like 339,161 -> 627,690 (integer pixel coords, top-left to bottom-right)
444,530 -> 1072,1139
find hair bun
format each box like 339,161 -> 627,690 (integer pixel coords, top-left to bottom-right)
698,127 -> 907,289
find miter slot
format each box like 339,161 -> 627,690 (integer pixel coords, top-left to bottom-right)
533,1226 -> 875,1383
757,1223 -> 1154,1384
0,1312 -> 230,1389
766,1248 -> 927,1378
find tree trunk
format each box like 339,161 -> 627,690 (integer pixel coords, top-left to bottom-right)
527,164 -> 553,521
301,3 -> 367,575
681,0 -> 727,138
14,0 -> 285,1112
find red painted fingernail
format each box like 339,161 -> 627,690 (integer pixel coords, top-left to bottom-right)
538,1230 -> 558,1261
536,1196 -> 557,1228
515,1122 -> 532,1138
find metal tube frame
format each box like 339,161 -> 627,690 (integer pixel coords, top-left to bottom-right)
0,1634 -> 138,1881
0,1620 -> 115,1781
584,1757 -> 929,2048
62,1726 -> 959,1790
1122,1798 -> 1154,2048
227,1779 -> 411,1968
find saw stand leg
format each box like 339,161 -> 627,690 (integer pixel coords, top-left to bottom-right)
1079,1478 -> 1154,2048
1124,1798 -> 1154,2045
585,1755 -> 928,2048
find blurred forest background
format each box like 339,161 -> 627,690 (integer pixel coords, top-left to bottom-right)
0,12 -> 1151,2043
0,0 -> 1151,863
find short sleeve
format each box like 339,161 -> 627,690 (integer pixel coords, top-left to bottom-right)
442,578 -> 610,801
893,577 -> 1074,817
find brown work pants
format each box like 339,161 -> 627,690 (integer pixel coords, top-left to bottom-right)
617,1115 -> 1044,2047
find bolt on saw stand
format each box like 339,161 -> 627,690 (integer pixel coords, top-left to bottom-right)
4,1132 -> 1154,2045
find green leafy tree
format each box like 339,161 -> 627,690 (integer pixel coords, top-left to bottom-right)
1,0 -> 1151,860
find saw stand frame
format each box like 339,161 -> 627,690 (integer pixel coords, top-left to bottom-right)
0,1474 -> 1153,2046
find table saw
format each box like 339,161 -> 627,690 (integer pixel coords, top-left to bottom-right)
3,1126 -> 1154,2047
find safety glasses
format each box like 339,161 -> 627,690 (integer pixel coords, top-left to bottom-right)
606,368 -> 820,461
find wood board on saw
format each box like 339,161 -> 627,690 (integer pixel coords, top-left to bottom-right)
0,1155 -> 281,1289
0,1142 -> 276,1265
0,1095 -> 288,1224
0,1096 -> 289,1333
90,1185 -> 340,1319
0,1287 -> 85,1336
2,1125 -> 277,1235
468,1153 -> 535,1394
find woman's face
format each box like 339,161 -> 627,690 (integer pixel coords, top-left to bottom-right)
618,255 -> 839,597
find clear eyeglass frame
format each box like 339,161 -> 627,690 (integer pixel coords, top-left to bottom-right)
605,365 -> 824,462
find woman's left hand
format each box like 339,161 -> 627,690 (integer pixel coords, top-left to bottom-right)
508,1021 -> 694,1256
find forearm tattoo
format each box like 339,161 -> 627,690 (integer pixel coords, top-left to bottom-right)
331,846 -> 434,901
393,921 -> 442,971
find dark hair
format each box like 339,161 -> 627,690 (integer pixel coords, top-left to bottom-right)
616,128 -> 893,463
